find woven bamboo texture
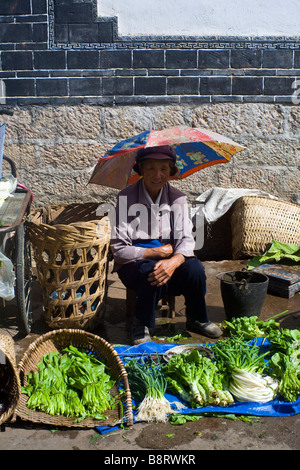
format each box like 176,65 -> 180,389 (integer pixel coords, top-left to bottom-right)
16,329 -> 133,428
0,334 -> 21,425
27,203 -> 111,330
231,196 -> 300,259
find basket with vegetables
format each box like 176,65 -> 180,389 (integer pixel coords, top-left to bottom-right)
16,329 -> 133,428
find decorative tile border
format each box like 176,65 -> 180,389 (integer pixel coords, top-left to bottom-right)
0,0 -> 300,105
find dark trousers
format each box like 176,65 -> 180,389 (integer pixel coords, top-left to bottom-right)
117,258 -> 209,329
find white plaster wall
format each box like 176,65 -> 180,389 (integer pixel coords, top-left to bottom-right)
98,0 -> 300,37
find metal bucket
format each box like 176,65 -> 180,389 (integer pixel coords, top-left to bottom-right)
217,270 -> 269,321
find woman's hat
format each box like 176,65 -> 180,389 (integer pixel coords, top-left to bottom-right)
136,145 -> 177,164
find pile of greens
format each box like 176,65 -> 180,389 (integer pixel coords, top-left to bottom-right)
221,315 -> 300,404
268,328 -> 300,402
163,349 -> 234,408
247,239 -> 300,270
222,313 -> 285,341
22,345 -> 117,421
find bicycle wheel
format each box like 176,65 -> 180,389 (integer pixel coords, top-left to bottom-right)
15,222 -> 33,334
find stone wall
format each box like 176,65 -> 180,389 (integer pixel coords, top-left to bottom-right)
2,102 -> 299,206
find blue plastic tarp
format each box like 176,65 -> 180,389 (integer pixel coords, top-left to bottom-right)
96,340 -> 300,434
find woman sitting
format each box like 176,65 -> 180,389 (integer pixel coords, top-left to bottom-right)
110,145 -> 222,345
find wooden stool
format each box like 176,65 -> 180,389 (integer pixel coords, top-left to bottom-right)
126,288 -> 176,328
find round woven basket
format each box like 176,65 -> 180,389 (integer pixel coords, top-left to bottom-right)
231,196 -> 300,259
0,334 -> 21,425
27,203 -> 111,330
16,329 -> 133,428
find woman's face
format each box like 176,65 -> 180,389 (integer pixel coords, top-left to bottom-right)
140,159 -> 171,199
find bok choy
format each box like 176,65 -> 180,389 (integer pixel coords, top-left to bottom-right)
163,349 -> 234,407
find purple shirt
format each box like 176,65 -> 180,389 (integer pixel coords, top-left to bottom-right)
110,179 -> 195,271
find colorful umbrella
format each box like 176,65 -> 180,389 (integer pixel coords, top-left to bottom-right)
89,125 -> 245,190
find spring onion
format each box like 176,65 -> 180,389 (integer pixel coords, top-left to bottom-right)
212,339 -> 278,403
125,357 -> 172,423
229,369 -> 278,403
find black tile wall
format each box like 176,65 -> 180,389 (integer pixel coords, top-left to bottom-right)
0,0 -> 31,15
232,77 -> 263,95
135,77 -> 166,95
32,0 -> 47,15
102,77 -> 133,96
0,0 -> 299,105
167,77 -> 199,95
230,50 -> 262,69
34,51 -> 66,70
67,51 -> 99,70
1,51 -> 33,70
198,51 -> 230,69
54,3 -> 94,24
100,51 -> 132,69
36,78 -> 68,96
133,50 -> 165,69
200,77 -> 231,95
166,50 -> 197,69
69,77 -> 101,96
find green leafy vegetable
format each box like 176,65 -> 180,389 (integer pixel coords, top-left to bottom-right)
268,328 -> 300,356
268,352 -> 300,403
222,315 -> 281,341
248,239 -> 300,269
169,413 -> 202,425
267,328 -> 300,402
22,346 -> 117,421
163,349 -> 234,408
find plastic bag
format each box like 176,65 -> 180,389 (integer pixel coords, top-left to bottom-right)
0,252 -> 15,301
0,175 -> 17,209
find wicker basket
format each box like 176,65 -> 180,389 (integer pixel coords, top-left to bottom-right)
27,203 -> 111,330
0,334 -> 21,425
16,329 -> 133,428
231,196 -> 300,259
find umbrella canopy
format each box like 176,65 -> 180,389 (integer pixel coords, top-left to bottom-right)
89,125 -> 245,190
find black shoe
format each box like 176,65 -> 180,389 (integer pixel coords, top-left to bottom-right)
130,317 -> 151,345
186,320 -> 222,339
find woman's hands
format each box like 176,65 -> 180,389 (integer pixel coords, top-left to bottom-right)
143,243 -> 185,286
147,254 -> 185,287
